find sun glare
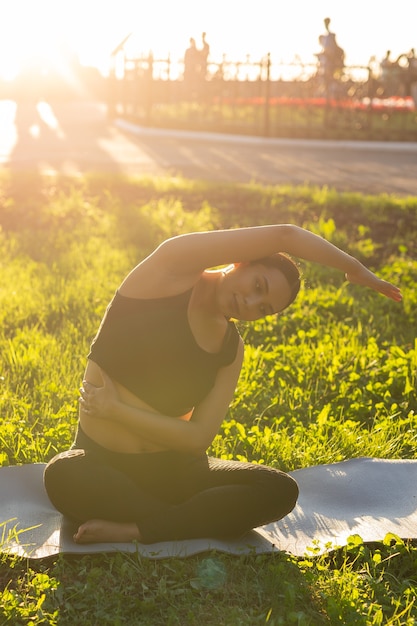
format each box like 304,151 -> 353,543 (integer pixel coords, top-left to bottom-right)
0,1 -> 81,82
0,1 -> 415,83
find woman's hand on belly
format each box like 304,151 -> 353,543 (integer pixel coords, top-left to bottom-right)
79,373 -> 118,421
79,361 -> 170,453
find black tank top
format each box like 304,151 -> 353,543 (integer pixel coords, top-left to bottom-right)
88,289 -> 240,417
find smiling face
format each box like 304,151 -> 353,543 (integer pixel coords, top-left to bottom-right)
217,262 -> 295,321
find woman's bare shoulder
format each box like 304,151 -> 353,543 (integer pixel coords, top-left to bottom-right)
118,251 -> 198,299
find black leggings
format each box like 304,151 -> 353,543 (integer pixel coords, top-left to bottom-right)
43,427 -> 298,544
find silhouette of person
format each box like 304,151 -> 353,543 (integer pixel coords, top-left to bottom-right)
396,49 -> 417,98
199,32 -> 210,80
184,37 -> 199,86
407,49 -> 417,101
319,17 -> 344,80
380,50 -> 403,96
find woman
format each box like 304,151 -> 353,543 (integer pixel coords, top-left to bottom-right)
44,224 -> 402,545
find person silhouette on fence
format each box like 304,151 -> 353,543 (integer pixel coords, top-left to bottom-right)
317,17 -> 345,82
406,49 -> 417,103
183,34 -> 210,99
394,49 -> 417,98
199,32 -> 210,80
183,37 -> 200,94
380,50 -> 406,96
184,37 -> 200,95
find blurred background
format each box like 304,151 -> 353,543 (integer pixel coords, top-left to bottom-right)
0,0 -> 416,140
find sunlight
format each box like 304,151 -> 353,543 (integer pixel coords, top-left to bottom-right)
0,101 -> 17,162
0,1 -> 78,82
0,0 -> 415,83
37,101 -> 61,132
23,102 -> 66,140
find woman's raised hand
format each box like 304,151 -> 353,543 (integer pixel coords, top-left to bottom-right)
345,264 -> 402,302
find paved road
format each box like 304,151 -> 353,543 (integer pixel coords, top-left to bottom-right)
1,99 -> 416,196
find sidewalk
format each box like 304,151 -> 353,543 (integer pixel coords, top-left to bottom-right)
115,118 -> 417,153
115,117 -> 417,196
0,99 -> 415,195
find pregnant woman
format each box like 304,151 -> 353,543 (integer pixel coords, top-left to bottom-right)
44,224 -> 401,544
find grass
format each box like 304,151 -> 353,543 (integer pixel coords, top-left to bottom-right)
0,171 -> 416,624
129,100 -> 417,142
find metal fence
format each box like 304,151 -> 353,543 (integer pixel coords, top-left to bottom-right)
108,52 -> 417,141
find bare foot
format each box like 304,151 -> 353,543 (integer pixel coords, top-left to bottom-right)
73,519 -> 141,544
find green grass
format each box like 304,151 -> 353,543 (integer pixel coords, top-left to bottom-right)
0,172 -> 416,624
128,100 -> 417,141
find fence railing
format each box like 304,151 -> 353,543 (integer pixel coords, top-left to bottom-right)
108,53 -> 417,141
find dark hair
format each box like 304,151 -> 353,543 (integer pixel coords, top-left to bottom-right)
253,253 -> 301,311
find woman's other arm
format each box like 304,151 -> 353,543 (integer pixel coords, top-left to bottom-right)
79,340 -> 244,455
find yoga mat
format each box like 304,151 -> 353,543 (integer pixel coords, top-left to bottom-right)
1,457 -> 417,560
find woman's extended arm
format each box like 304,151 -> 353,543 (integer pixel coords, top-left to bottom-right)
274,225 -> 402,301
79,340 -> 245,454
123,225 -> 401,301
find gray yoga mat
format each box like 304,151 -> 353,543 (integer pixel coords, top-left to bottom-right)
1,457 -> 417,559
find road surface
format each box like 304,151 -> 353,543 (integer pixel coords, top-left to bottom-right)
0,99 -> 416,196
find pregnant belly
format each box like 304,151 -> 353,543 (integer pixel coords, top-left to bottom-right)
79,360 -> 191,453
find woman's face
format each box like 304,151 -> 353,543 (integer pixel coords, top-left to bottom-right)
218,262 -> 292,321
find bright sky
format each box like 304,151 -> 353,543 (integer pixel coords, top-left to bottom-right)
0,0 -> 415,79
